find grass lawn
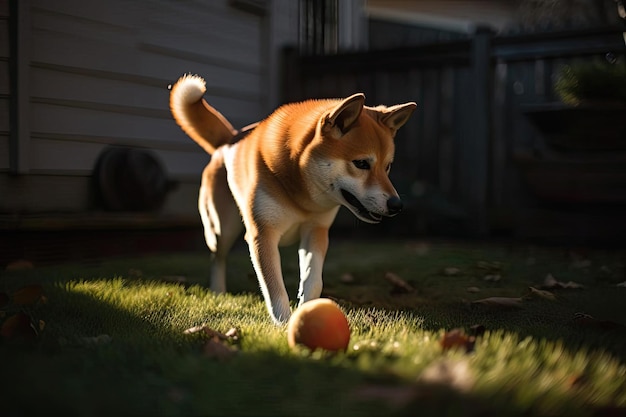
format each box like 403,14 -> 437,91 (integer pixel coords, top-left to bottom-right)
1,238 -> 625,416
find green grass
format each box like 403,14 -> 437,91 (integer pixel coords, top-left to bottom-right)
2,239 -> 626,416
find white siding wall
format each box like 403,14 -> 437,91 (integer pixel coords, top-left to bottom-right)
1,0 -> 286,217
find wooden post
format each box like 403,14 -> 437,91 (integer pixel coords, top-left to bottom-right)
280,46 -> 302,103
469,26 -> 493,235
8,0 -> 30,175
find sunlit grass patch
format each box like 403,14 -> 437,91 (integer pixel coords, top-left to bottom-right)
1,239 -> 625,416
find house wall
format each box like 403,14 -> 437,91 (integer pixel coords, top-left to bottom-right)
0,0 -> 298,219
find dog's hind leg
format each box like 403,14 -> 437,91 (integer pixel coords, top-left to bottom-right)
198,151 -> 243,293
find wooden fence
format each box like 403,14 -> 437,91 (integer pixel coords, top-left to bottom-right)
281,27 -> 626,241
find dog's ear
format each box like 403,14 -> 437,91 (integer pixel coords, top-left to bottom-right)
324,93 -> 365,137
380,102 -> 417,134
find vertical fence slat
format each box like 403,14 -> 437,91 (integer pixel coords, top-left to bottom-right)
491,59 -> 508,209
438,66 -> 454,196
421,69 -> 440,185
467,27 -> 492,235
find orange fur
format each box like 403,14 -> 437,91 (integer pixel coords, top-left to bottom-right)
170,74 -> 416,324
169,74 -> 236,154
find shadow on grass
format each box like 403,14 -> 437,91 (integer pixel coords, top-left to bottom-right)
1,279 -> 518,417
2,237 -> 626,416
331,290 -> 626,365
318,238 -> 626,363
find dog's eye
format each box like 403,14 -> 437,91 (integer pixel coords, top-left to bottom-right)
352,160 -> 370,170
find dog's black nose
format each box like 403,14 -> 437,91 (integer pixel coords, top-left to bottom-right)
386,196 -> 403,215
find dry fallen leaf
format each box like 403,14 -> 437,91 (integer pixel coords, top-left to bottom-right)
12,284 -> 45,306
184,324 -> 240,343
419,358 -> 474,393
224,327 -> 240,342
440,328 -> 475,353
542,274 -> 585,290
184,324 -> 220,335
525,286 -> 557,301
0,312 -> 37,344
466,287 -> 481,293
340,273 -> 355,284
5,259 -> 34,271
472,296 -> 524,309
443,267 -> 461,276
384,272 -> 414,294
184,324 -> 211,335
572,313 -> 624,331
203,337 -> 237,360
483,274 -> 501,282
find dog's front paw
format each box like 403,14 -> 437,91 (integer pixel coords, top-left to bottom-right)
269,302 -> 291,325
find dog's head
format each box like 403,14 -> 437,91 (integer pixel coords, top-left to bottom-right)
310,94 -> 416,224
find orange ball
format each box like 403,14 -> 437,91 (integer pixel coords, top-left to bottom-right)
287,298 -> 350,352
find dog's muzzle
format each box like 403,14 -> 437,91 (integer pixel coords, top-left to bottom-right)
340,189 -> 402,223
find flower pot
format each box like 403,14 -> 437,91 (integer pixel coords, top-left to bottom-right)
514,151 -> 626,204
522,102 -> 626,151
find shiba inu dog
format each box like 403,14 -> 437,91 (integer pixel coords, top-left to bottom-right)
170,74 -> 416,324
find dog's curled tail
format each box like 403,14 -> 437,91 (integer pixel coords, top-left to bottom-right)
169,74 -> 237,154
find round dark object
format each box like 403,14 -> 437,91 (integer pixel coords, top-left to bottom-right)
94,146 -> 176,212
